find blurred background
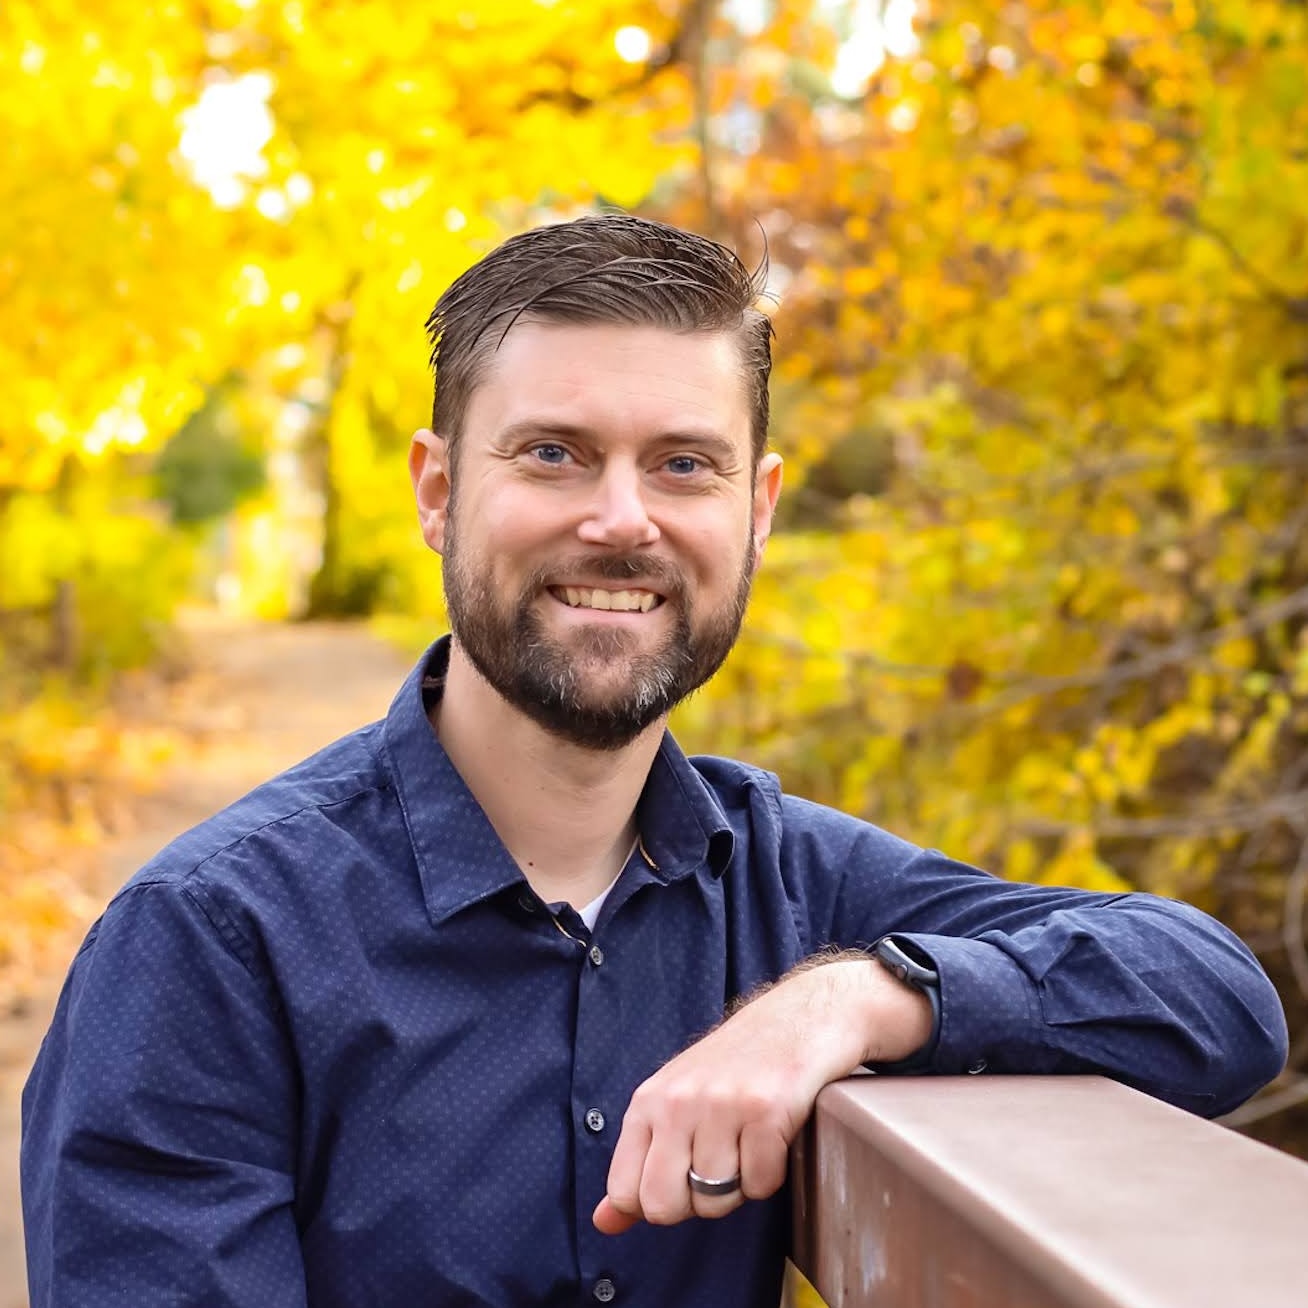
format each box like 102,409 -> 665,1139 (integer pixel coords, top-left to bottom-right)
3,0 -> 1308,1212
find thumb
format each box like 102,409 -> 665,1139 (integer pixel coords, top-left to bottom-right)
592,1195 -> 641,1236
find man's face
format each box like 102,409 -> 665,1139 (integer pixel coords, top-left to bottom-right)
411,321 -> 782,750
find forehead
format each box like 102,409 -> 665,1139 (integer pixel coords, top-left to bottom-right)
462,321 -> 750,444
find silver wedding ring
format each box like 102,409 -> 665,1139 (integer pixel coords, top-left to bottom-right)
687,1167 -> 742,1197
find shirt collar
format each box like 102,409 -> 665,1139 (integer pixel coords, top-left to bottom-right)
637,734 -> 736,883
381,638 -> 735,928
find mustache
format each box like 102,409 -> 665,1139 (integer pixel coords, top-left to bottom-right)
528,554 -> 685,592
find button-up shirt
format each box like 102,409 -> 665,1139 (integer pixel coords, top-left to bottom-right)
22,639 -> 1287,1307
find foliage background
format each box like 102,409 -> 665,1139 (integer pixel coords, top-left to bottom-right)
4,0 -> 1308,1197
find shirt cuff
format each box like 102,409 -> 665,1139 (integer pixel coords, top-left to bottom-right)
892,933 -> 1053,1076
863,937 -> 941,1074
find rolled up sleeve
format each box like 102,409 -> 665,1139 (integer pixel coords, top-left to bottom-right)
883,857 -> 1289,1116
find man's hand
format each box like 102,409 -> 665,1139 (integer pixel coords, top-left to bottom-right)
592,955 -> 933,1235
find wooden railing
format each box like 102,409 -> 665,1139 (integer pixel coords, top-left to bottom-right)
790,1075 -> 1308,1308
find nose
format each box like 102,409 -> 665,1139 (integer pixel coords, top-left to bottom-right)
576,462 -> 661,549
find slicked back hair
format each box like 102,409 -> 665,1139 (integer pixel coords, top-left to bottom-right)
424,214 -> 774,467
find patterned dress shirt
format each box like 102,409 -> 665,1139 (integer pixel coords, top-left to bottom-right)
22,639 -> 1287,1307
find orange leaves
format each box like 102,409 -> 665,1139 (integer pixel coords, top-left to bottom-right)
0,867 -> 98,1013
0,688 -> 181,1009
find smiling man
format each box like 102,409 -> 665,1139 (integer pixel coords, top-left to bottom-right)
23,214 -> 1287,1308
423,321 -> 766,754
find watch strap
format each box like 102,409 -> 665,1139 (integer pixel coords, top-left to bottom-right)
864,935 -> 942,1074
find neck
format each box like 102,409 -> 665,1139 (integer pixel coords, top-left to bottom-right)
431,641 -> 663,907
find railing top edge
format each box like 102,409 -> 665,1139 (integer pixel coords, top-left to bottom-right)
801,1075 -> 1308,1308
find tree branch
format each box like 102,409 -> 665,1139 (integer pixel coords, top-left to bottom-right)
1283,831 -> 1308,1002
512,0 -> 718,114
1219,1075 -> 1308,1129
1164,197 -> 1308,322
748,581 -> 1308,709
1010,793 -> 1308,841
689,0 -> 722,238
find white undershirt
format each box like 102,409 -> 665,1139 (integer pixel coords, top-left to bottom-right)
577,877 -> 619,931
576,836 -> 641,931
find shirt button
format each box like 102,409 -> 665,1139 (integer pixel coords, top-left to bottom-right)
593,1278 -> 616,1303
517,892 -> 537,913
967,1059 -> 988,1075
589,944 -> 605,967
585,1107 -> 606,1133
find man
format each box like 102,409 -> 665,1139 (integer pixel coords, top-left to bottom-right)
23,214 -> 1287,1307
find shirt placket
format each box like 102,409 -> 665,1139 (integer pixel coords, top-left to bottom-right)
568,848 -> 663,1306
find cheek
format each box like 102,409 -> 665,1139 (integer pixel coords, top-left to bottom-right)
676,507 -> 754,586
471,488 -> 566,565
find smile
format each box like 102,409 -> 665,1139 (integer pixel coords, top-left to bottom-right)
549,587 -> 662,613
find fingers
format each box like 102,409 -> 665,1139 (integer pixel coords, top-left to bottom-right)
592,1195 -> 640,1236
595,1093 -> 788,1232
633,1083 -> 735,1225
686,1114 -> 788,1216
597,1086 -> 722,1230
602,1114 -> 653,1228
738,1119 -> 789,1201
687,1162 -> 744,1221
687,1106 -> 744,1220
638,1121 -> 694,1225
594,1130 -> 742,1231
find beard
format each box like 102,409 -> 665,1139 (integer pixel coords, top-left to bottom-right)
442,526 -> 755,751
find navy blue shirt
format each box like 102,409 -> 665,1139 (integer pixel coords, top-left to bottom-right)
22,640 -> 1287,1307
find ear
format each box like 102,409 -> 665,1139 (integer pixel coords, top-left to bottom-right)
409,428 -> 451,555
750,452 -> 783,571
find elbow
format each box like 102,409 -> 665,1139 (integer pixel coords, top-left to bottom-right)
1125,955 -> 1290,1119
1202,972 -> 1289,1118
1137,899 -> 1291,1118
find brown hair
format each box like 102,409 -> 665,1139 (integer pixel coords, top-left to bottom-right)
424,213 -> 773,465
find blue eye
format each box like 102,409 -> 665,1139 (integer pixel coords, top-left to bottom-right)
531,444 -> 569,465
666,456 -> 703,475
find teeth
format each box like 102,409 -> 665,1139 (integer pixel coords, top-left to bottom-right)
557,588 -> 658,613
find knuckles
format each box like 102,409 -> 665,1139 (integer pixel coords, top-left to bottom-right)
740,1160 -> 787,1202
640,1197 -> 691,1226
611,1031 -> 809,1231
630,1077 -> 788,1129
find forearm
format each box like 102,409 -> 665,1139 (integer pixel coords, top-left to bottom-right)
754,951 -> 936,1073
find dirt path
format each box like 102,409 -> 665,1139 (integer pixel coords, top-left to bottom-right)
0,614 -> 415,1308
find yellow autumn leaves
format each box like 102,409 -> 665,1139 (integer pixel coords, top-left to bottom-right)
2,2 -> 1307,1074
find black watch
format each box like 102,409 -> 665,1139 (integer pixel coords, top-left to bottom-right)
866,935 -> 942,1074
